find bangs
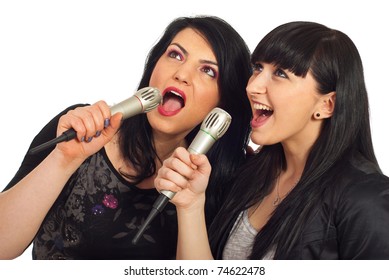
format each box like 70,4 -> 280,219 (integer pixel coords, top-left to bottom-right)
251,22 -> 325,77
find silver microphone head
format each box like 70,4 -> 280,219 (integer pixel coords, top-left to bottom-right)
110,87 -> 161,119
134,86 -> 162,113
188,107 -> 232,155
201,107 -> 231,139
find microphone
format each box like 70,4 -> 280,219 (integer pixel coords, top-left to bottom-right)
132,107 -> 232,244
28,87 -> 161,155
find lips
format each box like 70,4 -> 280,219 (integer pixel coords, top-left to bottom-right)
158,87 -> 186,116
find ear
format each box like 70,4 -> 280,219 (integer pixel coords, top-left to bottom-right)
314,91 -> 336,119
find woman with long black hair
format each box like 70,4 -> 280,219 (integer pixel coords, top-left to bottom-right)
156,21 -> 389,259
0,16 -> 252,259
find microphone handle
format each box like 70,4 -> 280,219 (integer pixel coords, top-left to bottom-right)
132,150 -> 200,245
29,129 -> 77,155
131,194 -> 170,245
132,107 -> 230,245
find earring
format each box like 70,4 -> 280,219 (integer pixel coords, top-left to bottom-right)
315,112 -> 321,118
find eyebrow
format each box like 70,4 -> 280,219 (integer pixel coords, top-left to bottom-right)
170,43 -> 218,66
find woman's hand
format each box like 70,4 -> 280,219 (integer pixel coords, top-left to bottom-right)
155,147 -> 215,259
155,147 -> 212,210
55,101 -> 122,163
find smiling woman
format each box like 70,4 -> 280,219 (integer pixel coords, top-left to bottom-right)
154,20 -> 389,260
0,16 -> 252,260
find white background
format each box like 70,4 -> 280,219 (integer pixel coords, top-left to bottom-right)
0,0 -> 388,261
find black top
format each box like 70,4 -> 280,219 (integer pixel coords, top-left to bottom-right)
3,105 -> 177,259
212,154 -> 389,259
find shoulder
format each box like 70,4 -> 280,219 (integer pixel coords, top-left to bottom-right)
342,172 -> 389,208
32,104 -> 89,143
3,104 -> 90,191
339,154 -> 389,204
50,103 -> 90,125
332,161 -> 389,259
334,158 -> 389,225
319,152 -> 389,221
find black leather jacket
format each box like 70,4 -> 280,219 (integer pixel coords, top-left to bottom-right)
213,154 -> 389,259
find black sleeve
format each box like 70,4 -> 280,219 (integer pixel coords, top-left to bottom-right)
2,104 -> 88,192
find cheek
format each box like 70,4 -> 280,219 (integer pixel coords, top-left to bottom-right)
276,101 -> 314,131
200,94 -> 219,115
149,61 -> 166,87
198,83 -> 220,108
190,89 -> 219,125
149,70 -> 160,87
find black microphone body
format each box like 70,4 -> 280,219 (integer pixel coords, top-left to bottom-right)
132,107 -> 231,244
29,87 -> 161,155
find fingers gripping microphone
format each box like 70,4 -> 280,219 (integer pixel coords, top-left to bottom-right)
160,108 -> 232,199
132,107 -> 231,244
28,87 -> 161,155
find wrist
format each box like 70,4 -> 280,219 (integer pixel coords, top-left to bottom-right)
49,148 -> 86,174
176,193 -> 206,215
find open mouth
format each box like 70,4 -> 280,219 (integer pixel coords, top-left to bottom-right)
162,90 -> 185,111
252,103 -> 273,125
158,88 -> 186,116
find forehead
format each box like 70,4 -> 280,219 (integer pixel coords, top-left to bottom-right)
171,28 -> 216,60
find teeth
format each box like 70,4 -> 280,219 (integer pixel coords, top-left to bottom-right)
170,90 -> 183,98
253,103 -> 273,111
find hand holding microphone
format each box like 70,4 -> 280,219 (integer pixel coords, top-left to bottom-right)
29,87 -> 161,155
132,107 -> 232,244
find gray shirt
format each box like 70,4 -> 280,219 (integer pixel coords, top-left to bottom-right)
222,209 -> 275,260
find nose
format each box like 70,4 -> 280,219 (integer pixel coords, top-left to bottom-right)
173,64 -> 191,85
246,73 -> 267,96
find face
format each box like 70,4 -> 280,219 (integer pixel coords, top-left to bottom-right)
147,28 -> 220,139
247,62 -> 324,148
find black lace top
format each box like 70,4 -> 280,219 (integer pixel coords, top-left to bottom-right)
3,105 -> 178,259
33,150 -> 178,259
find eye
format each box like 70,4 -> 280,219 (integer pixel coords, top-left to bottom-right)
251,62 -> 263,73
201,66 -> 217,78
167,50 -> 183,61
275,68 -> 288,79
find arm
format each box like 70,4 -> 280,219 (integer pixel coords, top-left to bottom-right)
155,147 -> 214,259
0,101 -> 122,259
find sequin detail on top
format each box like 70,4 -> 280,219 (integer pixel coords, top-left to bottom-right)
102,194 -> 118,209
91,204 -> 105,215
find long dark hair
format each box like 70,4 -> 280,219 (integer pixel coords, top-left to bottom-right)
118,16 -> 252,222
209,21 -> 381,258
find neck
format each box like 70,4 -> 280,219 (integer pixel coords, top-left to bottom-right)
281,130 -> 319,179
104,130 -> 188,189
152,131 -> 188,163
276,145 -> 307,195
